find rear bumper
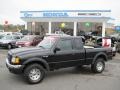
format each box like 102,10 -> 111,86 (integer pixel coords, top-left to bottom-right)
6,59 -> 24,74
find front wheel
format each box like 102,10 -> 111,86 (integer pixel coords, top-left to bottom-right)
24,64 -> 45,84
91,58 -> 105,73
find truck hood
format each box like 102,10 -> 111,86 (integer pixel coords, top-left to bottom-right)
8,47 -> 50,57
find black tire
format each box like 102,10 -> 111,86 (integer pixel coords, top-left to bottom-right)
91,58 -> 105,73
7,44 -> 12,49
24,64 -> 45,84
113,53 -> 116,57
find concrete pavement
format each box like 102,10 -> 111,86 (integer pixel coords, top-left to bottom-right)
0,48 -> 120,90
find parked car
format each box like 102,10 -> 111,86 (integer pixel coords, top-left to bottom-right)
6,36 -> 112,84
109,33 -> 120,42
0,35 -> 23,49
116,39 -> 120,53
16,35 -> 43,47
20,30 -> 30,35
12,32 -> 23,35
77,31 -> 91,40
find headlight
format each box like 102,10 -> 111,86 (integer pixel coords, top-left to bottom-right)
11,57 -> 20,64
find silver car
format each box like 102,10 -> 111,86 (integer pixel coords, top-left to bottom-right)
0,35 -> 23,49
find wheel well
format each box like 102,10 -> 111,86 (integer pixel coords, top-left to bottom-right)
23,61 -> 47,73
96,55 -> 107,61
8,43 -> 12,45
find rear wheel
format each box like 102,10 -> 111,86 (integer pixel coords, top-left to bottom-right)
91,58 -> 105,73
24,64 -> 45,84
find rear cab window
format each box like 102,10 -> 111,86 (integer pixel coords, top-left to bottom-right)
73,38 -> 84,50
56,39 -> 72,51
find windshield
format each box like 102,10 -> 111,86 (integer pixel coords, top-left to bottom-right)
20,35 -> 34,41
37,37 -> 57,49
1,35 -> 13,40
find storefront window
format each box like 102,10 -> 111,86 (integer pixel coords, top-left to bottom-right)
51,22 -> 74,36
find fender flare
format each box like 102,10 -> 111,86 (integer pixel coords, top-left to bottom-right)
92,52 -> 107,64
23,57 -> 50,71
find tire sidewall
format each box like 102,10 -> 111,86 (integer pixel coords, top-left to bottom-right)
92,58 -> 105,73
24,64 -> 45,84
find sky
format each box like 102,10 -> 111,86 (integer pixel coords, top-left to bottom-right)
0,0 -> 120,25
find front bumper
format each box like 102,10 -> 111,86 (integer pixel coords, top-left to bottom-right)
6,59 -> 24,74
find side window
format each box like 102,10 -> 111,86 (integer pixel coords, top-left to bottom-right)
74,39 -> 83,49
14,36 -> 20,39
56,39 -> 72,50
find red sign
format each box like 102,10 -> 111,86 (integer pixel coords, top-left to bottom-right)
102,38 -> 111,47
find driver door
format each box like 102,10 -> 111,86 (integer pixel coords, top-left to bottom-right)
49,38 -> 74,69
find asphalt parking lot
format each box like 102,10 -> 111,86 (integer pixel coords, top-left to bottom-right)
0,47 -> 120,90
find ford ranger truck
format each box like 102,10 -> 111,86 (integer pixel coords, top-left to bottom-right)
6,36 -> 113,84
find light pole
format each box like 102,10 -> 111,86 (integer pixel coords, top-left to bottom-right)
32,22 -> 35,35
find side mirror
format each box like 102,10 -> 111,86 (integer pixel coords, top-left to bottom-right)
54,47 -> 60,53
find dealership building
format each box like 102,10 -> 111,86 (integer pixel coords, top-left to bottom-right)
20,10 -> 113,37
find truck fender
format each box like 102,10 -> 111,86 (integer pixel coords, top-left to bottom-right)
92,52 -> 107,64
23,57 -> 50,71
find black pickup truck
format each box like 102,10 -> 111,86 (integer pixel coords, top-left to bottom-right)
6,36 -> 113,84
